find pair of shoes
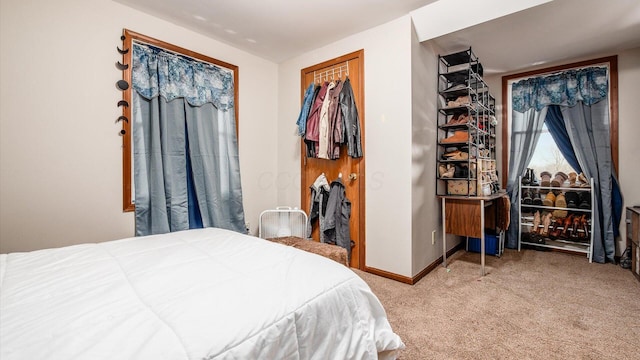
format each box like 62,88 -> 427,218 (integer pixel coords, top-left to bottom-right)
542,192 -> 555,207
439,164 -> 454,178
443,150 -> 469,160
441,130 -> 469,144
447,95 -> 470,108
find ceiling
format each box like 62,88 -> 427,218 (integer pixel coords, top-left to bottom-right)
115,0 -> 640,73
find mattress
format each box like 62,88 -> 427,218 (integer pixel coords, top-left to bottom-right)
0,228 -> 404,359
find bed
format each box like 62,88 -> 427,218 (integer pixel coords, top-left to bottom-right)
0,228 -> 404,359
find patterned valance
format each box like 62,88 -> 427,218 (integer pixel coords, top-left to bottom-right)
512,66 -> 608,113
132,43 -> 234,110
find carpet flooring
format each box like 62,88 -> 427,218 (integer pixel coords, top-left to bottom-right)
356,249 -> 640,360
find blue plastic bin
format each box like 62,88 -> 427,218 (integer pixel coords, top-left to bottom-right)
467,233 -> 500,256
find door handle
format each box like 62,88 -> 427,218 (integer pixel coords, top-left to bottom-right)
348,173 -> 357,181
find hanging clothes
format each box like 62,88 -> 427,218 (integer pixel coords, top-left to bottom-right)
328,79 -> 345,159
339,78 -> 363,158
318,81 -> 337,159
322,177 -> 352,261
297,75 -> 362,160
296,83 -> 316,136
305,82 -> 329,158
307,173 -> 331,243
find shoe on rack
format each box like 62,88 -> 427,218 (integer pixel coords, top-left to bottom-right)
521,169 -> 531,185
551,171 -> 568,187
578,191 -> 591,209
541,212 -> 553,236
532,190 -> 543,206
443,150 -> 469,160
531,211 -> 541,234
565,191 -> 579,208
539,171 -> 552,194
577,172 -> 590,187
542,192 -> 556,207
447,95 -> 470,108
522,190 -> 533,205
441,130 -> 469,144
560,214 -> 575,237
553,193 -> 568,218
567,172 -> 578,187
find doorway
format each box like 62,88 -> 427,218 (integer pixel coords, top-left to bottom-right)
300,50 -> 365,269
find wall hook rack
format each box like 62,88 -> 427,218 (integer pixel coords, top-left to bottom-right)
117,100 -> 129,107
117,46 -> 129,54
116,115 -> 128,124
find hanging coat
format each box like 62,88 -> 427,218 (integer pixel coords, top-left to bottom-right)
322,178 -> 352,261
339,78 -> 363,158
317,81 -> 337,159
307,173 -> 330,243
328,79 -> 345,159
296,83 -> 316,136
305,82 -> 328,158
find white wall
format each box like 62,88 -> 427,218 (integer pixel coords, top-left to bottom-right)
278,16 -> 415,277
410,32 -> 445,275
618,47 -> 640,242
0,0 -> 278,253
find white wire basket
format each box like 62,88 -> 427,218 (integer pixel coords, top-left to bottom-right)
259,206 -> 308,239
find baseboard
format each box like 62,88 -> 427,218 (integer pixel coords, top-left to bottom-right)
364,242 -> 464,285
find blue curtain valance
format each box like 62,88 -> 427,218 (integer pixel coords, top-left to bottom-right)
132,43 -> 234,110
512,67 -> 608,113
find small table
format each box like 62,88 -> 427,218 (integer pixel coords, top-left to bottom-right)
439,192 -> 506,276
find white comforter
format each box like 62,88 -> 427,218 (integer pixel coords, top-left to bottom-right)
0,228 -> 403,359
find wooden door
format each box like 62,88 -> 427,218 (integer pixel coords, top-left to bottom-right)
300,50 -> 365,269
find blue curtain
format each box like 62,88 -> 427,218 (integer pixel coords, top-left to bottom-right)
545,104 -> 623,241
544,105 -> 581,172
132,43 -> 245,236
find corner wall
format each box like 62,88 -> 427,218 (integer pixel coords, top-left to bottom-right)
0,0 -> 278,252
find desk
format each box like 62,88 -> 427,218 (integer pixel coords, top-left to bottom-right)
439,192 -> 506,276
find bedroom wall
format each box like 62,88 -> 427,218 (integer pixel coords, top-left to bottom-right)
410,32 -> 447,276
484,46 -> 640,254
0,0 -> 278,253
277,16 -> 415,277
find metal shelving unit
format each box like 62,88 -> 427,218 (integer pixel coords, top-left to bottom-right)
436,47 -> 498,197
517,176 -> 594,262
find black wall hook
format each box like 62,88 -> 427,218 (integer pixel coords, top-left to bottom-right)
116,80 -> 129,91
116,116 -> 129,124
116,61 -> 129,70
117,100 -> 129,107
117,46 -> 129,55
119,129 -> 127,136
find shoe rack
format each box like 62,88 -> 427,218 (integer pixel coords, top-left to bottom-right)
436,47 -> 499,197
517,176 -> 594,262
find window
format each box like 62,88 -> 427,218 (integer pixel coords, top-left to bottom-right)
527,123 -> 574,181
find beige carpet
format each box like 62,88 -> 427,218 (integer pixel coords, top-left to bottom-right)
356,249 -> 640,360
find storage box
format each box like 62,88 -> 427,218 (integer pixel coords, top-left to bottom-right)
447,180 -> 477,196
467,232 -> 500,256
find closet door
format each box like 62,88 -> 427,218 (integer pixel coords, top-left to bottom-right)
300,50 -> 365,269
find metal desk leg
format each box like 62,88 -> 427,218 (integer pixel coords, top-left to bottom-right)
442,197 -> 447,268
480,199 -> 485,276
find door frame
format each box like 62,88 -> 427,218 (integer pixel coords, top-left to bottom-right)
300,49 -> 366,269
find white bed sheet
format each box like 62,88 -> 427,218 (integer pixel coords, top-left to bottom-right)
0,228 -> 404,359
